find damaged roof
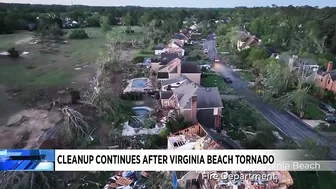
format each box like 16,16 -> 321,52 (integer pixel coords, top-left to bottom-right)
200,125 -> 242,149
161,75 -> 194,86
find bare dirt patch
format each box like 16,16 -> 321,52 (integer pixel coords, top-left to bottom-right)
0,109 -> 63,149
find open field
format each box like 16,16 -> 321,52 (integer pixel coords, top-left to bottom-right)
0,26 -> 141,127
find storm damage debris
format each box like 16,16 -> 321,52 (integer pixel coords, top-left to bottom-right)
103,171 -> 151,189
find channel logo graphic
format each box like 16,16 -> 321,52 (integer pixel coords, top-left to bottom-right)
0,149 -> 55,171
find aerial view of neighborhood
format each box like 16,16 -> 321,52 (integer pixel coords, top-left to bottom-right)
0,0 -> 336,188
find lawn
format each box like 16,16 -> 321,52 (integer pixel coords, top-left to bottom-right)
0,27 -> 105,88
201,73 -> 235,95
107,26 -> 144,41
236,71 -> 255,82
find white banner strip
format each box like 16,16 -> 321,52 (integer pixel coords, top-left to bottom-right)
54,150 -> 315,171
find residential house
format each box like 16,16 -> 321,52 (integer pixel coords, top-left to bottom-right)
151,53 -> 179,72
237,31 -> 261,51
168,39 -> 185,48
189,24 -> 199,32
160,91 -> 176,109
164,40 -> 185,56
172,33 -> 189,44
162,82 -> 223,129
167,123 -> 238,150
157,58 -> 201,84
164,47 -> 185,57
160,75 -> 194,91
316,61 -> 336,93
278,54 -> 320,83
154,44 -> 166,55
180,28 -> 192,38
167,124 -> 242,189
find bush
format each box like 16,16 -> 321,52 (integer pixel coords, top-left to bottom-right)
291,102 -> 325,120
120,92 -> 144,101
69,29 -> 89,39
7,48 -> 19,58
133,56 -> 145,63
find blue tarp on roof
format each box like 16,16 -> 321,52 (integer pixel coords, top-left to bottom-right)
172,171 -> 178,189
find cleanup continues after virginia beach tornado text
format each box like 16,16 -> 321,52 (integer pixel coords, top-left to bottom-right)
57,154 -> 274,165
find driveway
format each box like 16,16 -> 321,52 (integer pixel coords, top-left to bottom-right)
204,35 -> 336,159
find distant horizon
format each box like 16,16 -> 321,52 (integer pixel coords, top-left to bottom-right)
3,0 -> 336,8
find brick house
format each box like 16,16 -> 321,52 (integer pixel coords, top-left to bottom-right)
315,61 -> 336,93
160,82 -> 223,129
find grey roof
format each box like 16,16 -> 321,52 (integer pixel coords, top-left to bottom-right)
160,52 -> 179,65
173,41 -> 183,48
157,72 -> 169,79
196,88 -> 223,108
173,83 -> 223,109
172,33 -> 186,40
197,109 -> 215,128
160,75 -> 193,86
317,70 -> 336,80
154,44 -> 165,50
160,91 -> 174,99
173,83 -> 199,109
181,63 -> 201,73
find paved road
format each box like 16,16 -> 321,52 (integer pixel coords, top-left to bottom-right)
203,34 -> 336,159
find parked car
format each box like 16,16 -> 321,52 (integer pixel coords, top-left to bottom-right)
325,115 -> 336,123
223,77 -> 232,84
318,102 -> 336,113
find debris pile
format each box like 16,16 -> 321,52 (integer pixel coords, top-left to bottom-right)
103,171 -> 150,189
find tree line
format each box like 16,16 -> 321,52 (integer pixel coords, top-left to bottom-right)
1,3 -> 336,54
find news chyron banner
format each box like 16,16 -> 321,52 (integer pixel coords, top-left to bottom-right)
0,149 -> 55,171
1,149 -> 336,172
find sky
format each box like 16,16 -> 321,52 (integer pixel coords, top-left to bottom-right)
3,0 -> 336,8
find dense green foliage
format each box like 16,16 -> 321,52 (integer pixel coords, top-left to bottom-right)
69,29 -> 89,39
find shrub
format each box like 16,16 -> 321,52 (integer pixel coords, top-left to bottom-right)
69,29 -> 89,39
7,48 -> 19,58
133,56 -> 145,63
120,92 -> 144,101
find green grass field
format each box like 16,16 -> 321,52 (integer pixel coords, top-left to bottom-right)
107,26 -> 144,41
201,73 -> 235,95
0,27 -> 108,88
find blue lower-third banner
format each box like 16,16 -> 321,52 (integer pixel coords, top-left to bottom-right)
0,149 -> 55,171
